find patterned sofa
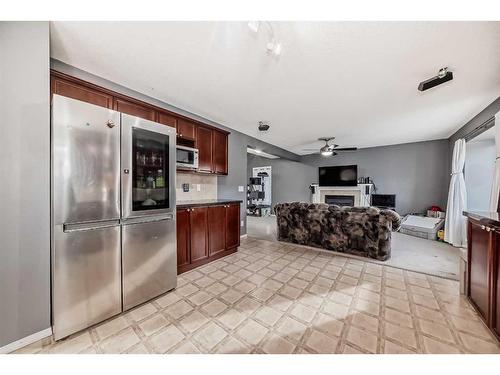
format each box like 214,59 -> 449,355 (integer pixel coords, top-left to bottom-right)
274,202 -> 401,261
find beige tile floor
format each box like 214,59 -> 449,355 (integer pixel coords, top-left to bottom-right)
247,216 -> 459,279
15,237 -> 499,354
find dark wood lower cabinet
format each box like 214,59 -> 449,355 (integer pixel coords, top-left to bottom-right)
189,207 -> 209,263
176,208 -> 191,268
496,243 -> 500,337
226,204 -> 241,249
177,203 -> 241,274
469,221 -> 492,318
208,205 -> 227,256
466,216 -> 500,341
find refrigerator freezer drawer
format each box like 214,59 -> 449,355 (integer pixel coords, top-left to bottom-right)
52,224 -> 122,340
122,217 -> 177,311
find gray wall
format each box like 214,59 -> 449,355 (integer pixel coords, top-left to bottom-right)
216,132 -> 302,234
465,139 -> 496,211
301,140 -> 450,215
247,154 -> 316,209
0,22 -> 50,348
51,59 -> 299,234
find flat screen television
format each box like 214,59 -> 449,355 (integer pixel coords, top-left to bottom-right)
371,194 -> 396,208
318,165 -> 358,186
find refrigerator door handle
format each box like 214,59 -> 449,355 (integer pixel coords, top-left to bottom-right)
121,214 -> 174,226
63,219 -> 121,233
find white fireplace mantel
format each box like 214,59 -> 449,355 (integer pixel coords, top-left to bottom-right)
311,184 -> 373,207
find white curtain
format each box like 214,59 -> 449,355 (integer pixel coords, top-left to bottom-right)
445,139 -> 467,247
489,111 -> 500,211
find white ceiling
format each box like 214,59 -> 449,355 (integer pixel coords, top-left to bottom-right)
50,21 -> 500,154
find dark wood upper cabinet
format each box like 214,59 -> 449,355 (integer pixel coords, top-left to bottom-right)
176,208 -> 191,268
189,207 -> 209,263
196,126 -> 214,173
226,204 -> 241,249
213,130 -> 228,174
177,119 -> 196,141
52,77 -> 113,109
157,111 -> 177,128
51,71 -> 229,177
113,98 -> 155,121
208,205 -> 227,257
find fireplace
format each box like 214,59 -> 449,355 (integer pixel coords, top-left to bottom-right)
325,195 -> 355,207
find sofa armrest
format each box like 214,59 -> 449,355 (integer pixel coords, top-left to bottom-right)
380,209 -> 401,231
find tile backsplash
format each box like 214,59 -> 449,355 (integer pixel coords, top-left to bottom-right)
176,173 -> 217,201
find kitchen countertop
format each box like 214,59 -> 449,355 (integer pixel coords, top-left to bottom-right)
464,211 -> 500,228
177,199 -> 243,208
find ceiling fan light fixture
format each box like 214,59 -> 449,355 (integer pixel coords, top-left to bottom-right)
320,149 -> 334,157
248,21 -> 260,33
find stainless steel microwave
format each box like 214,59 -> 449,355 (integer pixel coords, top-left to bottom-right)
176,145 -> 199,169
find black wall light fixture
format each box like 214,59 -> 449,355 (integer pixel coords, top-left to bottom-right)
418,67 -> 453,91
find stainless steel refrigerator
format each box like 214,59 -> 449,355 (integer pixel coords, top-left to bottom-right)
52,95 -> 177,340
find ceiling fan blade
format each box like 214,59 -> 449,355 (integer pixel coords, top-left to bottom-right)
334,147 -> 358,151
301,148 -> 320,151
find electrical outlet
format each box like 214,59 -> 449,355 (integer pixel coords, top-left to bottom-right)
238,185 -> 244,192
196,184 -> 201,192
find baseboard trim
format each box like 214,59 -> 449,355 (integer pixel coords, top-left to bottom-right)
0,327 -> 53,354
240,234 -> 248,239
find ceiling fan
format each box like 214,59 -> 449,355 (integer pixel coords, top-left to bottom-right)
302,137 -> 358,157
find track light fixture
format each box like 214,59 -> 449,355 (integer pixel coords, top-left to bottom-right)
258,121 -> 270,131
418,67 -> 453,91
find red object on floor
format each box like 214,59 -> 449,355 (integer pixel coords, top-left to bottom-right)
429,205 -> 443,212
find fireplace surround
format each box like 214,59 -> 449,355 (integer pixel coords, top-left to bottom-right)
311,184 -> 373,207
325,195 -> 355,207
